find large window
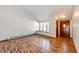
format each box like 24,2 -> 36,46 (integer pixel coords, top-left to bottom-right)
39,21 -> 49,32
46,22 -> 49,32
39,22 -> 43,31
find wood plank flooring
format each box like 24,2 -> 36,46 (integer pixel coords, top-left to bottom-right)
0,35 -> 76,53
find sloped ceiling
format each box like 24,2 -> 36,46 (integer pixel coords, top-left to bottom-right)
23,5 -> 73,21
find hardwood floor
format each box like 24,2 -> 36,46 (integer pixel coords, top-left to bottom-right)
0,35 -> 76,53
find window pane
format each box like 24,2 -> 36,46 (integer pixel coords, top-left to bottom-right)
39,21 -> 49,32
40,22 -> 43,31
43,22 -> 46,32
46,22 -> 49,32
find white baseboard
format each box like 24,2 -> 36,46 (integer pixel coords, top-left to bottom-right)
0,33 -> 35,41
36,32 -> 56,38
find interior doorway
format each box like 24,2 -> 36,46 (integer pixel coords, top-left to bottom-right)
56,20 -> 70,38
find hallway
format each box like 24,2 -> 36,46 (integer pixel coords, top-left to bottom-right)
0,35 -> 76,53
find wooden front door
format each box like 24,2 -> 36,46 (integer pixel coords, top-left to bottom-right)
60,20 -> 70,37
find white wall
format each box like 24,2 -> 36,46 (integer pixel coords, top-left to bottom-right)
0,6 -> 38,40
49,15 -> 56,37
72,6 -> 79,52
70,20 -> 72,38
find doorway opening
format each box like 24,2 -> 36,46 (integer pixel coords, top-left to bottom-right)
56,19 -> 70,38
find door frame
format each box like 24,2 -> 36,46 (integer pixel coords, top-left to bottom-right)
56,19 -> 70,38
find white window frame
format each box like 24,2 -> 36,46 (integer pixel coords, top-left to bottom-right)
39,21 -> 49,32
